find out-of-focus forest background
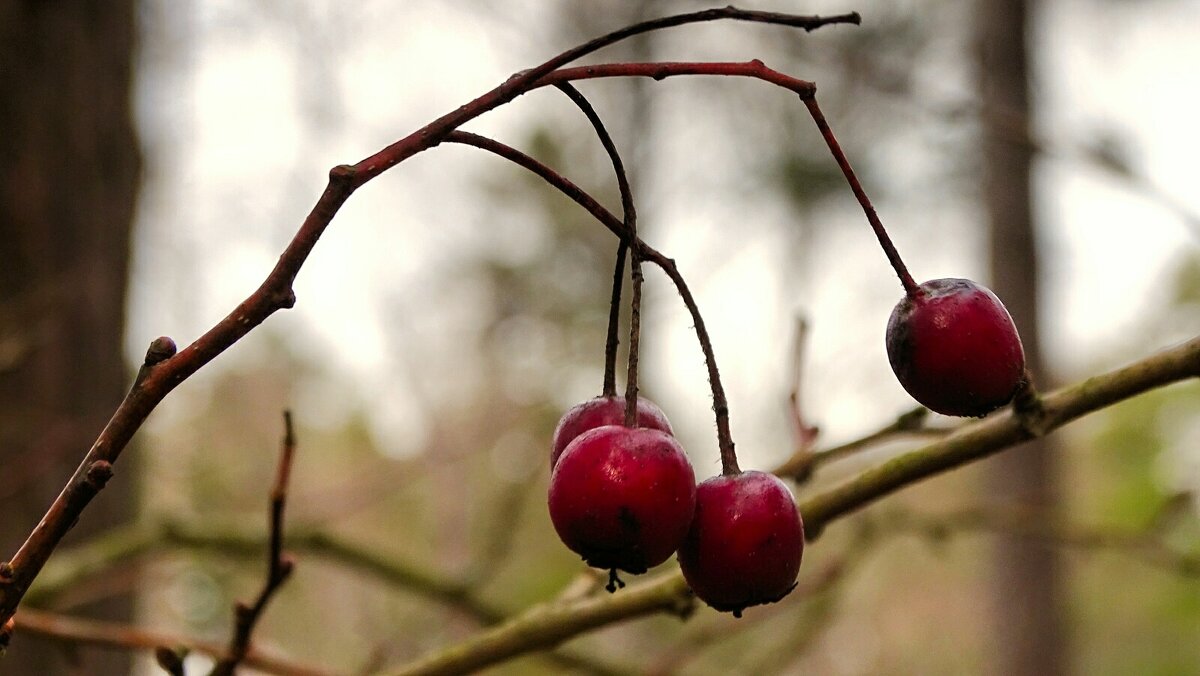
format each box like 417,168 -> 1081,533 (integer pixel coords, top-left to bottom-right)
1,1 -> 1198,674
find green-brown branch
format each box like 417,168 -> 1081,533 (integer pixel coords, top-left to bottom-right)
378,335 -> 1200,675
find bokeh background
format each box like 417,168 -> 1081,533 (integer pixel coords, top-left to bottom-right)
2,1 -> 1198,674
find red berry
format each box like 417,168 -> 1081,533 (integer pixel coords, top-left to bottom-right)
678,471 -> 804,616
548,425 -> 695,577
551,395 -> 673,468
886,278 -> 1026,417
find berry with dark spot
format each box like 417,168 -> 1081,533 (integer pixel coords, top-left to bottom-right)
886,278 -> 1026,417
678,471 -> 804,617
551,395 -> 673,468
548,425 -> 695,581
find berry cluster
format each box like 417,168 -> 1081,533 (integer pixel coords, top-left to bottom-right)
549,395 -> 804,615
543,83 -> 1028,618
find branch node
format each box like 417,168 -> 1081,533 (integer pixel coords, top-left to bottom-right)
277,554 -> 296,581
329,164 -> 357,185
144,336 -> 177,366
1012,370 -> 1049,437
0,563 -> 13,584
789,449 -> 817,483
272,289 -> 297,309
896,407 -> 929,431
84,461 -> 115,491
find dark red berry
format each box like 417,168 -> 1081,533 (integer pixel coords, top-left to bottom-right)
678,471 -> 804,616
886,278 -> 1026,417
551,395 -> 673,468
548,425 -> 695,576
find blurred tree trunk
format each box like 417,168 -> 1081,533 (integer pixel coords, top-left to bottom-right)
0,2 -> 140,673
977,1 -> 1068,675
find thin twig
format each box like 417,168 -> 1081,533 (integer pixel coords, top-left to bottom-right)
13,608 -> 336,676
562,82 -> 643,428
208,412 -> 299,676
801,96 -> 919,296
786,316 -> 821,474
443,130 -> 740,471
354,9 -> 856,184
553,82 -> 635,400
625,248 -> 645,428
775,406 -> 934,481
603,242 -> 627,397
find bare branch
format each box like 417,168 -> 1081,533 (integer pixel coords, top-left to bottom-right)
13,608 -> 337,676
209,412 -> 299,676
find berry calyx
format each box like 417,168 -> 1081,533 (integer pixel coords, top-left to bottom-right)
886,278 -> 1026,417
550,395 -> 673,468
548,425 -> 696,578
677,471 -> 804,617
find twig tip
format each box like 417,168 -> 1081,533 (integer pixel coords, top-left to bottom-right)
155,646 -> 187,676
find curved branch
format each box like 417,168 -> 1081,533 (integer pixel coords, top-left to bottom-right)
0,6 -> 852,622
353,9 -> 855,183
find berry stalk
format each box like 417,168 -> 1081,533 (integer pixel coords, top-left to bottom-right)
644,253 -> 740,475
602,242 -> 627,397
624,246 -> 643,428
445,129 -> 742,475
553,83 -> 639,404
802,96 -> 920,297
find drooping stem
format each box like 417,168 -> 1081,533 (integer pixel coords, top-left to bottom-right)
802,96 -> 920,297
444,131 -> 740,473
602,242 -> 627,397
647,253 -> 740,475
624,247 -> 644,427
553,83 -> 636,401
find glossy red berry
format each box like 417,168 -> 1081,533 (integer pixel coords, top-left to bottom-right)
886,278 -> 1026,417
551,395 -> 673,468
548,425 -> 695,579
678,471 -> 804,617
